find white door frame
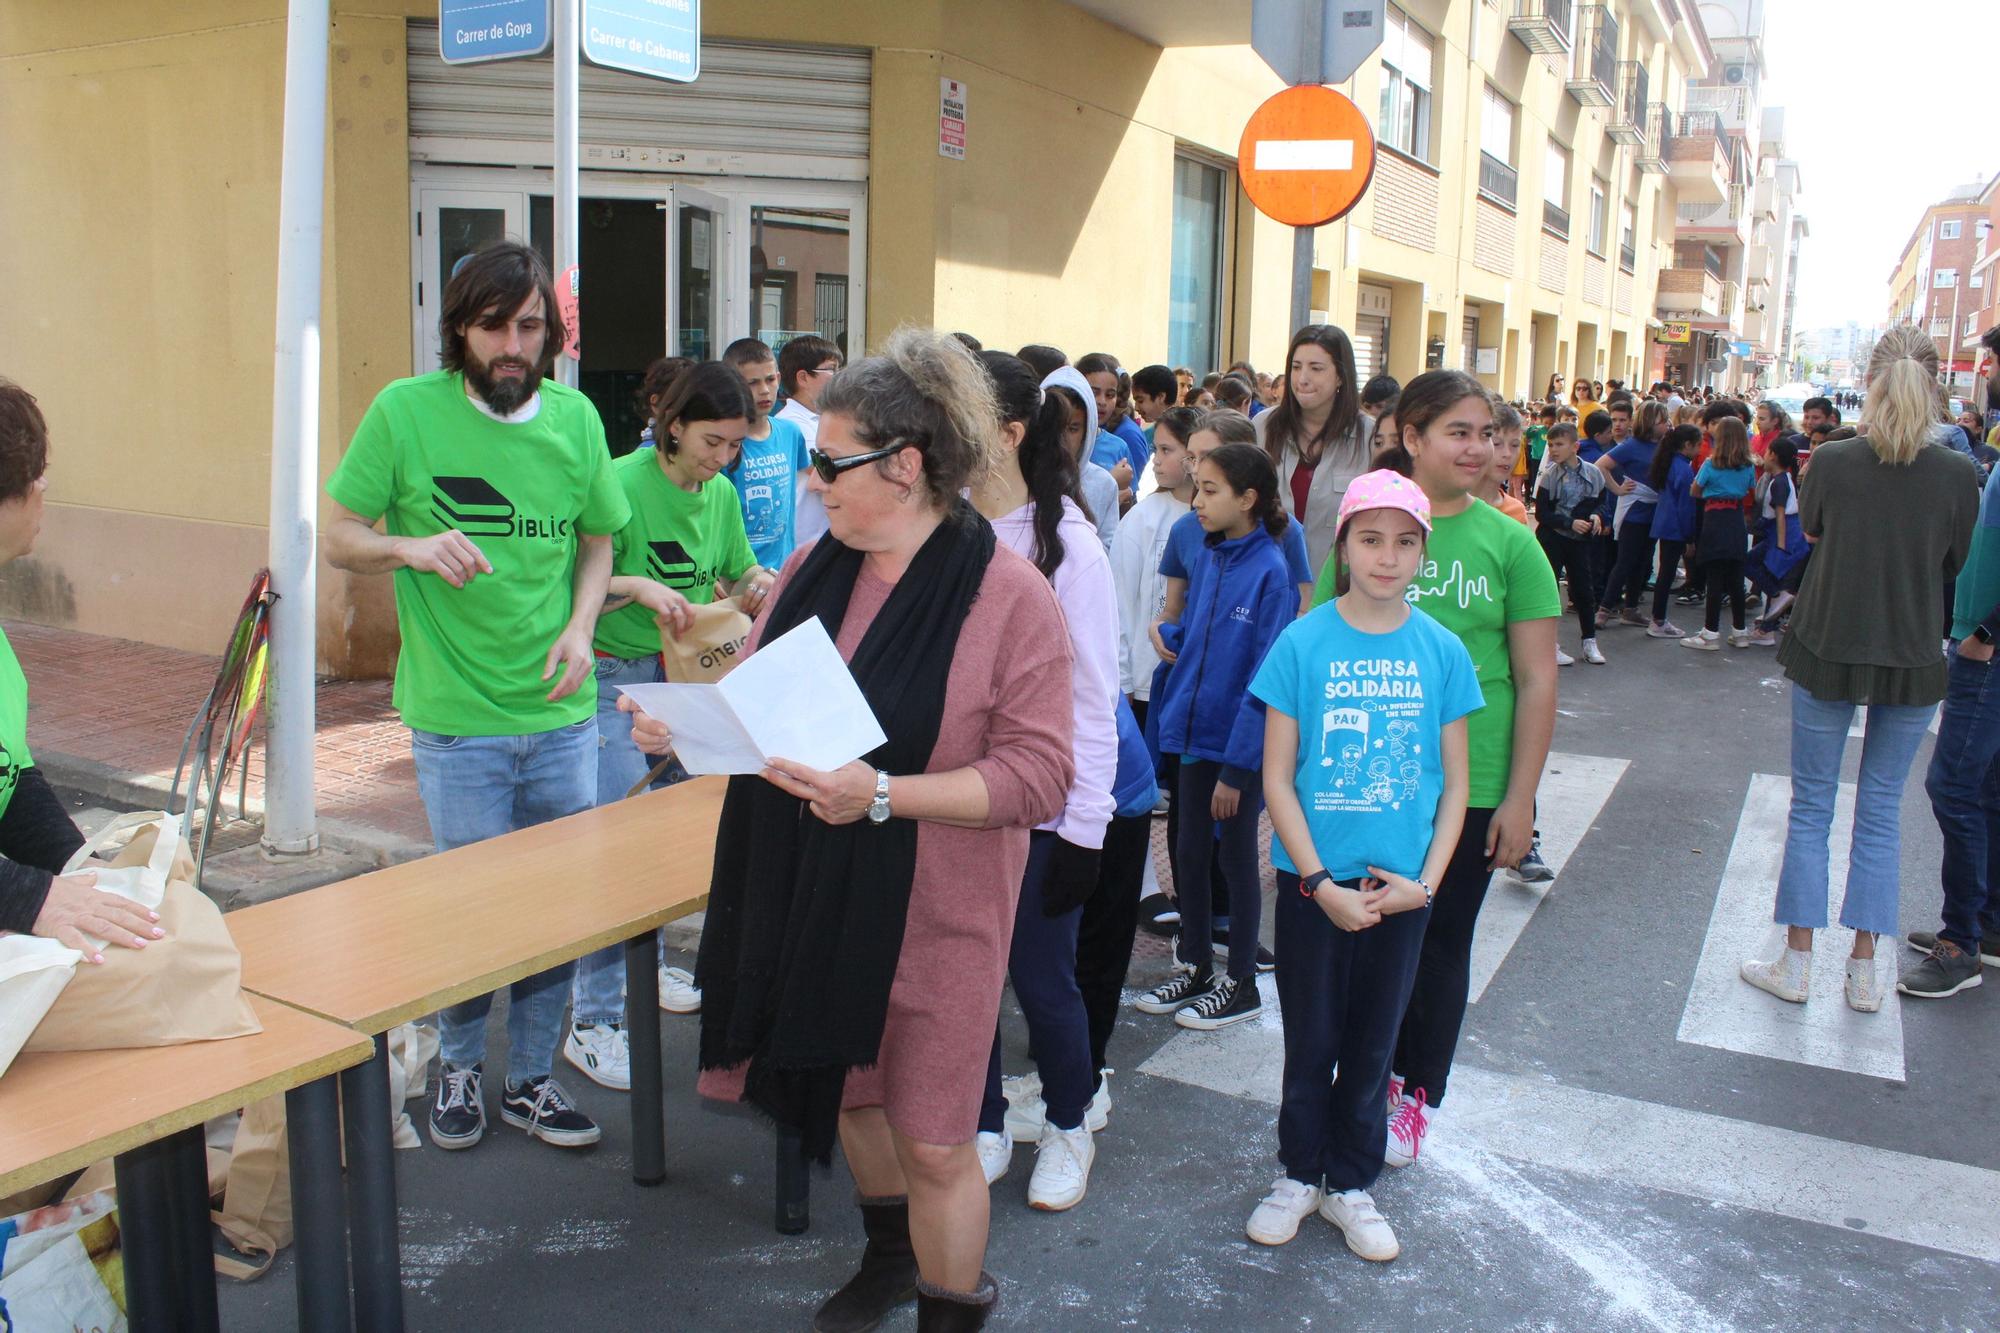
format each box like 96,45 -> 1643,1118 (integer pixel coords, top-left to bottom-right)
410,166 -> 867,375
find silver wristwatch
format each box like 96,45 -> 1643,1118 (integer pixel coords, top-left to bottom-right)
866,770 -> 892,825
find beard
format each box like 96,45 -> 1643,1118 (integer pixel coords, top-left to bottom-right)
464,348 -> 544,415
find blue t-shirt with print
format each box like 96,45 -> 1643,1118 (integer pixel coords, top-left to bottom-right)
727,417 -> 809,570
1249,601 -> 1483,881
1694,460 -> 1755,502
1159,510 -> 1311,591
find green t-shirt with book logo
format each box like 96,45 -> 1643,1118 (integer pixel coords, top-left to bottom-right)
326,371 -> 630,737
0,626 -> 31,820
594,447 -> 757,659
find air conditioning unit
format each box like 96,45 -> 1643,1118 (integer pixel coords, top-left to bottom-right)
1721,62 -> 1753,87
1705,357 -> 1729,373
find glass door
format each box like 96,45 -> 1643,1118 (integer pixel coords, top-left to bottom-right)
670,185 -> 730,361
414,188 -> 528,373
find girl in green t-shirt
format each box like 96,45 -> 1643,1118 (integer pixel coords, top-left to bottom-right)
1314,371 -> 1559,1174
571,362 -> 777,1077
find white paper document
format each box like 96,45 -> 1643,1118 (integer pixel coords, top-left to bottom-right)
617,617 -> 886,776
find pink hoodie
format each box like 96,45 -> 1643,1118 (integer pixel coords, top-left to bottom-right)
988,497 -> 1119,850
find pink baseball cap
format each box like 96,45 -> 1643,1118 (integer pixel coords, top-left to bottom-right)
1337,468 -> 1432,533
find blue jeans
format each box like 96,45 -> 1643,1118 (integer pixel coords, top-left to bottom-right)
1774,685 -> 1933,937
572,655 -> 689,1026
411,717 -> 597,1084
1925,649 -> 2000,952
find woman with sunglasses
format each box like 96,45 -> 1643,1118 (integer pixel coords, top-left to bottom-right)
624,329 -> 1074,1331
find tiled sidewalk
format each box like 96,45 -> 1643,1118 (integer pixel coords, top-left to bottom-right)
5,619 -> 431,848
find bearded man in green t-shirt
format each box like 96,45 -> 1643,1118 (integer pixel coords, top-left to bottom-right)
325,243 -> 631,1154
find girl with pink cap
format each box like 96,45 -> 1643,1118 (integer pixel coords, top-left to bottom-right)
1243,468 -> 1481,1262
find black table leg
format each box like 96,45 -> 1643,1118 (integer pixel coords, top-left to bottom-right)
626,929 -> 665,1187
167,1124 -> 221,1332
286,1074 -> 352,1333
341,1034 -> 405,1331
114,1123 -> 216,1333
775,1126 -> 810,1235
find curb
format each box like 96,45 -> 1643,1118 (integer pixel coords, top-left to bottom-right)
34,747 -> 433,869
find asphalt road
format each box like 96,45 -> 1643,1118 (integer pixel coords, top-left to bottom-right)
59,612 -> 1997,1331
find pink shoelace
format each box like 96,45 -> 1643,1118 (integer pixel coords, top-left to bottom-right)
1389,1087 -> 1430,1156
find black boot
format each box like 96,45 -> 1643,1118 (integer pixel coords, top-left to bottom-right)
812,1195 -> 920,1333
915,1271 -> 998,1331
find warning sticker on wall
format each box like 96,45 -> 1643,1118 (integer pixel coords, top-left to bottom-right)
940,77 -> 967,160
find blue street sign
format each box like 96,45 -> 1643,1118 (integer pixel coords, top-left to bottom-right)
439,0 -> 551,64
582,0 -> 700,83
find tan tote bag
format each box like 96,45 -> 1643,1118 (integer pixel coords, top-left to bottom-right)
660,597 -> 753,685
24,811 -> 262,1052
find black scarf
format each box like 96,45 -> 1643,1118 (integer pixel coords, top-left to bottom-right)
696,500 -> 996,1161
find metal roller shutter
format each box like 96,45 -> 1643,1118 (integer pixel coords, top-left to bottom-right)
406,21 -> 870,179
1352,283 -> 1392,382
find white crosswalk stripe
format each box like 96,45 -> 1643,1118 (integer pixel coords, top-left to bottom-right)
1140,1023 -> 2000,1266
1469,752 -> 1629,1004
1676,773 -> 1906,1080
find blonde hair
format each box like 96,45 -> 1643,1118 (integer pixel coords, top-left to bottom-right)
1862,325 -> 1943,466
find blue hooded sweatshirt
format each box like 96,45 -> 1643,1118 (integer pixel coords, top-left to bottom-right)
1110,694 -> 1160,819
1649,453 -> 1698,542
1154,523 -> 1294,788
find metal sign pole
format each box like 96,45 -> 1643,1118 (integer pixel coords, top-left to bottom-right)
553,0 -> 580,387
262,0 -> 329,856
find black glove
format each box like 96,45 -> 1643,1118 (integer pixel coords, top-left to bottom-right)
1042,837 -> 1102,917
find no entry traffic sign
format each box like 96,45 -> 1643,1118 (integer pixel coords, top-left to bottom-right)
1237,85 -> 1378,228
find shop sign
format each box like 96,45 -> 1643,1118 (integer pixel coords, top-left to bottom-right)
1655,322 -> 1691,344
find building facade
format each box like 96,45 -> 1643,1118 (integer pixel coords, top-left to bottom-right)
2,0 -> 1706,675
1885,181 -> 1990,394
1653,0 -> 1801,392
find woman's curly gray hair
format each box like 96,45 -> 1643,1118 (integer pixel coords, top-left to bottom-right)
816,326 -> 999,507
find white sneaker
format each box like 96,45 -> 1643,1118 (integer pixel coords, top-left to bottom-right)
1727,629 -> 1755,648
1555,646 -> 1575,667
1383,1090 -> 1430,1168
1027,1123 -> 1095,1211
1740,947 -> 1811,1003
1004,1070 -> 1112,1142
1582,638 -> 1607,665
1845,955 -> 1883,1013
562,1022 -> 631,1092
1681,629 -> 1722,651
976,1130 -> 1013,1185
1246,1177 -> 1324,1246
658,965 -> 701,1014
1320,1188 -> 1400,1261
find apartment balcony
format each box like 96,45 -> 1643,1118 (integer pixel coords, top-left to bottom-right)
1657,265 -> 1722,318
1508,0 -> 1574,56
1747,240 -> 1774,283
1666,112 -> 1728,205
1685,83 -> 1756,133
1744,303 -> 1769,345
1478,152 -> 1519,210
1752,176 -> 1778,221
1636,102 -> 1671,173
1677,184 -> 1749,249
1543,199 -> 1571,240
1608,61 -> 1648,146
1566,4 -> 1618,108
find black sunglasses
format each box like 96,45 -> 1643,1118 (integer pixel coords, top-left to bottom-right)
808,442 -> 912,484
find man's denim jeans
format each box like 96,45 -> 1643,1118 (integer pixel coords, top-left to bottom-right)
1775,685 -> 1932,938
1925,649 -> 2000,952
571,654 -> 687,1027
410,717 -> 596,1084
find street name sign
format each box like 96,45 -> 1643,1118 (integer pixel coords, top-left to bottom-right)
440,0 -> 551,63
582,0 -> 700,82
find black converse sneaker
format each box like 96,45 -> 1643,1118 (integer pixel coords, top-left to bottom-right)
499,1075 -> 602,1148
1173,974 -> 1262,1030
429,1062 -> 485,1150
1134,963 -> 1214,1015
